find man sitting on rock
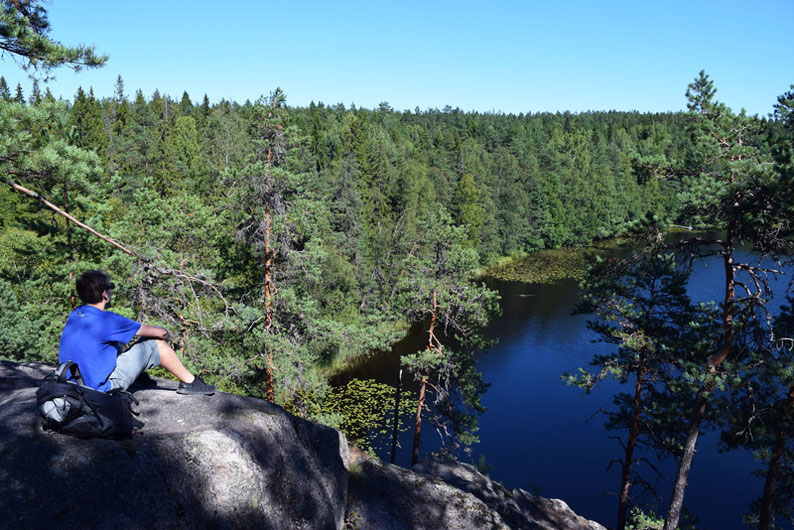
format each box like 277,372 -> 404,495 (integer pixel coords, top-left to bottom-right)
58,270 -> 215,395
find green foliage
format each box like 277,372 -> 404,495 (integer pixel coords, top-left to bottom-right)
0,76 -> 10,101
71,87 -> 106,153
311,378 -> 416,455
0,1 -> 107,78
452,173 -> 484,245
568,252 -> 713,522
607,73 -> 794,529
395,210 -> 500,452
676,70 -> 775,232
163,115 -> 206,193
2,14 -> 793,527
721,298 -> 794,527
474,453 -> 492,476
625,508 -> 664,530
573,244 -> 779,530
767,85 -> 794,248
0,75 -> 765,436
625,507 -> 699,530
484,238 -> 630,284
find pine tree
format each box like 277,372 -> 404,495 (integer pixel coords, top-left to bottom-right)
720,85 -> 794,530
767,85 -> 794,247
28,78 -> 40,105
0,0 -> 110,330
452,173 -> 484,246
233,88 -> 290,402
721,298 -> 794,529
0,0 -> 106,78
14,83 -> 24,104
0,76 -> 10,101
196,94 -> 210,130
662,71 -> 780,530
70,86 -> 106,153
394,210 -> 499,464
164,115 -> 206,192
148,89 -> 176,195
118,89 -> 158,189
569,253 -> 712,529
178,91 -> 193,116
104,75 -> 130,174
0,97 -> 106,337
308,101 -> 329,171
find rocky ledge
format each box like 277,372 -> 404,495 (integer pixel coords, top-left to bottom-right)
0,361 -> 605,529
348,448 -> 606,530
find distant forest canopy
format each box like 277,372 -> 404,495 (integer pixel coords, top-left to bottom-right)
1,75 -> 693,255
0,73 -> 784,426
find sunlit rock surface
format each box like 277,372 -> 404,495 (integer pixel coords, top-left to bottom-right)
347,446 -> 511,529
414,454 -> 608,530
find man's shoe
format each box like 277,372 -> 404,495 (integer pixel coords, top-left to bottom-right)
176,376 -> 215,395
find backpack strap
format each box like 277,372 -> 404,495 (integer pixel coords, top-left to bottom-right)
72,384 -> 109,427
109,388 -> 140,407
54,361 -> 85,386
108,389 -> 144,430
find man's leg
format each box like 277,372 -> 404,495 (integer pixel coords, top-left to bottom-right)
155,340 -> 195,384
164,341 -> 215,395
109,338 -> 213,394
108,339 -> 162,391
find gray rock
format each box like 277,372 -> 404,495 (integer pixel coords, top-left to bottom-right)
0,361 -> 349,529
1,361 -> 606,530
347,449 -> 510,529
413,454 -> 607,530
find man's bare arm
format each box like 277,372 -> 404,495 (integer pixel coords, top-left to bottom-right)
137,324 -> 170,341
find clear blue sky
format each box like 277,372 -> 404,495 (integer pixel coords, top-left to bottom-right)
3,0 -> 793,115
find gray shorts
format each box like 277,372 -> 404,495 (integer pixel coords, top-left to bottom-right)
108,339 -> 161,391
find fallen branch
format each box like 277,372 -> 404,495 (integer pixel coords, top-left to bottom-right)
4,178 -> 232,321
5,179 -> 140,258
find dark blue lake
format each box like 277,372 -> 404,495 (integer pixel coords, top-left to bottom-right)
337,240 -> 793,529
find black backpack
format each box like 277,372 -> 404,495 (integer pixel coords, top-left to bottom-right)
36,361 -> 143,439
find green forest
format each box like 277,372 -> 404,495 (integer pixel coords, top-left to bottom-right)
2,2 -> 794,528
0,78 -> 694,384
0,77 -> 690,412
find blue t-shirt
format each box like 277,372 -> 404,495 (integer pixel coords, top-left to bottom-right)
58,305 -> 141,391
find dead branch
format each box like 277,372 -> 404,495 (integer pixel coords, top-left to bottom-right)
4,178 -> 232,320
5,178 -> 140,257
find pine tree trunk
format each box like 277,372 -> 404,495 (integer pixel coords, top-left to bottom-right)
411,289 -> 439,466
665,222 -> 736,530
758,386 -> 794,530
663,388 -> 710,530
264,147 -> 275,402
617,369 -> 645,530
411,376 -> 427,466
5,180 -> 140,258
